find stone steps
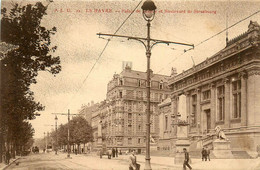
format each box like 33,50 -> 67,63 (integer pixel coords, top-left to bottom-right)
231,151 -> 253,159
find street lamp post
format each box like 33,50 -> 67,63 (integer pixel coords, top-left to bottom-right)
141,1 -> 156,169
97,1 -> 193,169
52,110 -> 83,159
44,132 -> 47,153
67,109 -> 71,158
55,115 -> 58,155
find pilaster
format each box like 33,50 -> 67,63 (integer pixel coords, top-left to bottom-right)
185,91 -> 191,133
196,88 -> 201,133
239,71 -> 248,126
224,78 -> 231,128
171,95 -> 178,136
210,82 -> 216,129
247,69 -> 260,125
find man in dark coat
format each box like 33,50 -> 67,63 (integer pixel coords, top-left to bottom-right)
202,147 -> 207,161
112,148 -> 115,158
183,148 -> 192,170
6,151 -> 11,165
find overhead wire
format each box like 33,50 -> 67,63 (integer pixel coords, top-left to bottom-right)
61,0 -> 144,112
194,10 -> 260,48
62,4 -> 260,113
120,9 -> 260,100
158,9 -> 260,74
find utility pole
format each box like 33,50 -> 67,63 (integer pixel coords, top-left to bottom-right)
67,109 -> 70,158
97,1 -> 193,169
52,109 -> 83,158
55,115 -> 58,155
44,132 -> 47,153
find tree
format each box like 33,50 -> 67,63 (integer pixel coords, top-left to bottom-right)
70,116 -> 93,153
0,1 -> 61,159
54,117 -> 93,153
57,124 -> 69,146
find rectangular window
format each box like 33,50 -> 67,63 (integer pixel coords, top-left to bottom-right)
165,115 -> 168,130
217,86 -> 225,121
128,113 -> 132,119
119,79 -> 123,85
202,90 -> 211,101
232,80 -> 241,119
128,124 -> 132,134
128,138 -> 132,145
159,83 -> 163,89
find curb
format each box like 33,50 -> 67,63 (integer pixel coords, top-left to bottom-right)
2,157 -> 21,170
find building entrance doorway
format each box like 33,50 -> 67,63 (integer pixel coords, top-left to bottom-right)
205,109 -> 211,133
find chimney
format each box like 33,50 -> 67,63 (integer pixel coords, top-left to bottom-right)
122,61 -> 133,71
171,67 -> 177,77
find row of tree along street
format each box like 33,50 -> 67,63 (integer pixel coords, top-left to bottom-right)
35,116 -> 93,154
0,2 -> 61,163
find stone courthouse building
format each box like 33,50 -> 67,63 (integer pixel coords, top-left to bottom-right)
158,21 -> 260,157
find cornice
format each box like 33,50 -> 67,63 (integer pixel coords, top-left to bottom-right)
168,22 -> 260,86
247,69 -> 260,77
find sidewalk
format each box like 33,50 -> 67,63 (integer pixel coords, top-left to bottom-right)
91,153 -> 260,170
0,156 -> 21,170
128,154 -> 260,170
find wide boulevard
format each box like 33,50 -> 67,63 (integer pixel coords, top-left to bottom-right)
6,152 -> 172,170
5,152 -> 260,170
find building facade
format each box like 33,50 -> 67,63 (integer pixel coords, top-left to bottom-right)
78,101 -> 98,125
158,21 -> 260,156
102,65 -> 171,152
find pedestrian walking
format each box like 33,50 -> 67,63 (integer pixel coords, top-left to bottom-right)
115,148 -> 118,157
99,149 -> 103,159
6,150 -> 11,165
112,148 -> 115,158
107,149 -> 112,159
129,150 -> 140,170
183,148 -> 192,170
201,147 -> 207,161
206,147 -> 210,161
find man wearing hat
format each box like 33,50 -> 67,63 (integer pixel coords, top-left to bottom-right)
183,148 -> 192,170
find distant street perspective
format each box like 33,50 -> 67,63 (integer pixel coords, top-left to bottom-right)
1,0 -> 260,170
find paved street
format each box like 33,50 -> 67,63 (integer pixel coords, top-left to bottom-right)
5,152 -> 173,170
4,152 -> 260,170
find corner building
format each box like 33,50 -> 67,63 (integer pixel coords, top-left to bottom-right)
104,65 -> 170,152
159,21 -> 260,156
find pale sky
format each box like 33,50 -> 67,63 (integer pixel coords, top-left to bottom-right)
2,0 -> 260,138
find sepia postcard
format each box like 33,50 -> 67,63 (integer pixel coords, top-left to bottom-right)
0,0 -> 260,169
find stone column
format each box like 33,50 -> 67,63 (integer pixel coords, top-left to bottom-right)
210,83 -> 216,130
224,78 -> 230,128
185,91 -> 191,133
239,71 -> 247,126
175,94 -> 190,164
247,69 -> 260,126
171,95 -> 178,136
196,88 -> 201,134
97,120 -> 103,148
